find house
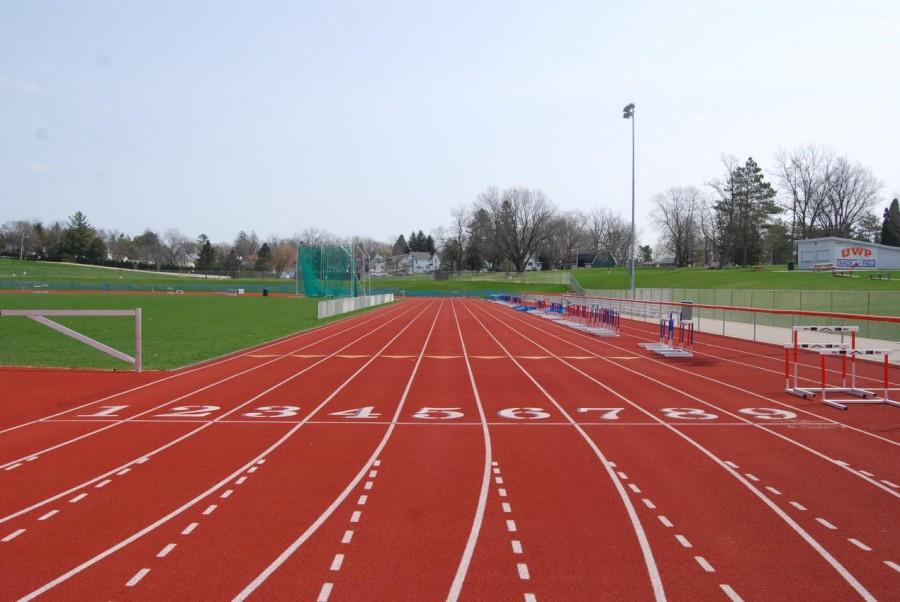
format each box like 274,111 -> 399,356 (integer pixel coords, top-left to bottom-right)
524,255 -> 542,271
391,252 -> 435,274
369,255 -> 387,277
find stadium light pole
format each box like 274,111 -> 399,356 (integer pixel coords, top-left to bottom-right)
623,102 -> 636,299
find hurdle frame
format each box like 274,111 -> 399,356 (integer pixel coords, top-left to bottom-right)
784,325 -> 872,400
816,348 -> 900,410
0,308 -> 142,371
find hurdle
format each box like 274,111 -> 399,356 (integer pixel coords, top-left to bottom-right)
816,348 -> 900,410
784,326 -> 872,400
0,308 -> 142,371
639,311 -> 695,358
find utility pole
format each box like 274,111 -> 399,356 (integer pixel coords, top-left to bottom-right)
623,102 -> 636,298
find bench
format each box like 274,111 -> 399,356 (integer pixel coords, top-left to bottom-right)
813,263 -> 834,272
869,273 -> 892,281
832,270 -> 852,278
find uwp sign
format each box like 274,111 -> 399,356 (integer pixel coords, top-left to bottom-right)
835,245 -> 877,268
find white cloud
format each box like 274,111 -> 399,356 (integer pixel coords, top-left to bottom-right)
27,163 -> 49,173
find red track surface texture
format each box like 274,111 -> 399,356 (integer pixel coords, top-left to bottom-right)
1,298 -> 898,601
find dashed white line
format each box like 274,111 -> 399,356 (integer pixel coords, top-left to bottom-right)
517,563 -> 530,580
724,461 -> 739,469
524,594 -> 536,602
495,476 -> 504,484
156,543 -> 176,558
4,463 -> 22,471
616,471 -> 629,480
368,470 -> 378,478
235,476 -> 248,485
848,538 -> 872,552
25,456 -> 38,462
181,522 -> 198,535
744,473 -> 760,482
765,486 -> 782,496
317,582 -> 333,601
95,479 -> 111,489
247,466 -> 258,474
506,520 -> 517,532
330,554 -> 344,571
675,534 -> 693,548
341,530 -> 353,544
220,489 -> 233,499
2,528 -> 26,542
37,510 -> 59,521
658,515 -> 673,528
882,480 -> 899,489
608,461 -> 617,468
642,498 -> 656,509
492,467 -> 501,474
357,495 -> 368,506
502,502 -> 512,513
815,518 -> 837,530
350,511 -> 362,523
363,481 -> 373,490
202,505 -> 217,516
135,457 -> 149,464
491,461 -> 498,467
695,556 -> 715,572
115,468 -> 131,476
256,459 -> 266,465
511,540 -> 523,554
885,560 -> 900,573
373,460 -> 381,467
789,501 -> 807,511
69,493 -> 87,504
720,584 -> 744,601
628,484 -> 642,494
126,568 -> 150,587
498,488 -> 507,497
860,470 -> 874,477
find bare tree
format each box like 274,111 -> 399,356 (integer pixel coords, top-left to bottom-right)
651,187 -> 702,267
587,208 -> 611,252
773,145 -> 833,242
479,187 -> 557,272
297,228 -> 337,246
816,158 -> 882,237
162,229 -> 193,266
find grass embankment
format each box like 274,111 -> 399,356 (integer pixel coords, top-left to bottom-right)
0,293 -> 380,370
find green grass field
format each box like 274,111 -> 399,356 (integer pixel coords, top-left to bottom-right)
0,293 -> 380,370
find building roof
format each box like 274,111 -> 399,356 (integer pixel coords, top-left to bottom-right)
798,236 -> 897,251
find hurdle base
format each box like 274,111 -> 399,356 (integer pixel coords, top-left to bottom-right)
845,388 -> 876,399
823,397 -> 900,411
639,342 -> 693,358
786,388 -> 815,399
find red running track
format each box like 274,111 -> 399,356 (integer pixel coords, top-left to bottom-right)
0,297 -> 898,601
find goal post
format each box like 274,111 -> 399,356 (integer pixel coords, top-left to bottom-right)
0,308 -> 142,371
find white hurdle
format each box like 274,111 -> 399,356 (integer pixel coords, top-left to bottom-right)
0,308 -> 142,371
817,348 -> 900,410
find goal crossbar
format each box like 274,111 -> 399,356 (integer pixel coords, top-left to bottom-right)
0,308 -> 142,371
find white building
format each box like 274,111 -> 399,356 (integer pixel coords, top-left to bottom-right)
370,255 -> 387,277
797,237 -> 900,270
392,252 -> 435,274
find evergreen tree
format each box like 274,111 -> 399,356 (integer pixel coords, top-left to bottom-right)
392,235 -> 409,255
255,242 -> 273,271
61,211 -> 104,262
196,234 -> 216,271
881,199 -> 900,246
713,157 -> 779,265
222,248 -> 240,276
425,234 -> 436,254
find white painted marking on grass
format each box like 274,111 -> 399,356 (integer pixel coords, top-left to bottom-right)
202,505 -> 217,516
658,515 -> 673,528
373,460 -> 381,467
498,488 -> 507,497
95,479 -> 111,489
38,510 -> 59,521
220,489 -> 233,499
675,534 -> 692,548
720,584 -> 744,601
617,471 -> 629,480
156,543 -> 176,558
642,499 -> 656,509
115,468 -> 131,476
885,560 -> 900,573
744,473 -> 760,482
2,528 -> 25,542
4,463 -> 22,471
765,486 -> 782,496
628,484 -> 642,494
816,518 -> 837,530
695,556 -> 715,572
502,502 -> 512,513
247,466 -> 258,474
69,493 -> 87,504
235,476 -> 247,485
330,554 -> 344,571
364,481 -> 373,490
317,582 -> 333,602
517,563 -> 530,580
350,511 -> 361,523
126,568 -> 150,587
512,540 -> 523,554
724,461 -> 739,469
506,520 -> 517,532
882,480 -> 899,489
848,538 -> 872,552
181,522 -> 198,535
341,530 -> 353,544
357,495 -> 367,506
789,501 -> 807,511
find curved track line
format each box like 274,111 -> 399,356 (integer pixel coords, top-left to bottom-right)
16,301 -> 436,601
475,301 -> 875,601
0,301 -> 405,437
232,301 -> 444,601
0,302 -> 426,526
461,302 -> 666,602
445,300 -> 493,602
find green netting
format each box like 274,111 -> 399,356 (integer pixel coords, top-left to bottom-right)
298,245 -> 355,297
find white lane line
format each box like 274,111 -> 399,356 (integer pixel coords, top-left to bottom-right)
368,470 -> 378,478
317,582 -> 333,602
848,538 -> 872,552
617,471 -> 629,480
724,461 -> 739,469
38,510 -> 59,521
658,515 -> 673,528
2,528 -> 26,542
25,456 -> 39,462
765,486 -> 782,496
695,556 -> 715,572
247,466 -> 258,474
491,461 -> 499,467
235,476 -> 248,485
720,584 -> 744,601
341,530 -> 353,544
882,480 -> 899,489
95,479 -> 111,489
492,467 -> 501,474
135,457 -> 149,464
675,534 -> 692,548
517,563 -> 530,580
220,489 -> 233,499
524,594 -> 537,602
350,511 -> 362,523
357,495 -> 368,506
4,463 -> 22,471
498,488 -> 507,497
202,505 -> 217,516
126,568 -> 150,587
373,460 -> 381,467
364,481 -> 373,490
642,499 -> 656,509
628,484 -> 642,494
789,501 -> 807,511
156,543 -> 176,558
816,518 -> 837,530
495,476 -> 504,484
502,502 -> 512,513
330,554 -> 344,571
256,459 -> 266,465
181,522 -> 198,535
744,473 -> 760,482
835,460 -> 849,467
512,540 -> 523,554
860,470 -> 874,477
115,468 -> 131,476
608,461 -> 617,468
69,493 -> 87,504
885,560 -> 900,573
506,520 -> 518,532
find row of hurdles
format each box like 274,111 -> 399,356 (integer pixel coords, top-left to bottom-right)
489,295 -> 621,337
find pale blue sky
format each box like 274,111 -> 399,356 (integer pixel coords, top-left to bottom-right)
3,0 -> 899,245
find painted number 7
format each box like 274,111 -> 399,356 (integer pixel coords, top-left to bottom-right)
577,407 -> 626,420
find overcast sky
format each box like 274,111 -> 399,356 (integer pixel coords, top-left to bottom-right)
3,0 -> 899,246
